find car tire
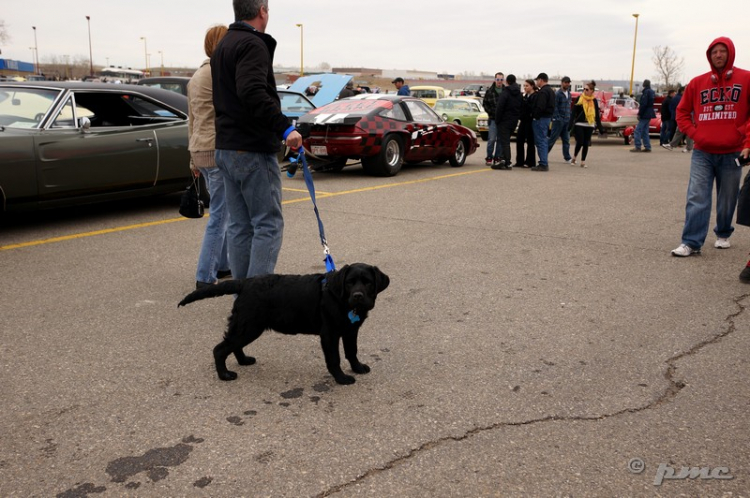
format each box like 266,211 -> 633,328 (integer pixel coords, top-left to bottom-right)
449,138 -> 468,167
453,119 -> 461,125
480,131 -> 489,141
362,134 -> 404,177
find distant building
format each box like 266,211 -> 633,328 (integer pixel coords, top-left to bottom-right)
0,59 -> 35,78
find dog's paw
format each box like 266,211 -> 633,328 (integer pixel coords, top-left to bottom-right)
334,374 -> 356,385
351,362 -> 370,374
218,370 -> 238,381
235,355 -> 256,366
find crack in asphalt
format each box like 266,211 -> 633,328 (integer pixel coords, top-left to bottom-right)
316,292 -> 750,497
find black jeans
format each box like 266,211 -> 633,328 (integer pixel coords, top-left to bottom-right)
573,125 -> 595,161
516,119 -> 536,166
497,119 -> 518,165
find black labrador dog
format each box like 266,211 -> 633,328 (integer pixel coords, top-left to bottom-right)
178,263 -> 389,385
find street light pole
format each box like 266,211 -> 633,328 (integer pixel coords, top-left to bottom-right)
32,26 -> 39,75
86,16 -> 94,77
140,36 -> 149,75
295,23 -> 304,77
629,13 -> 640,96
158,50 -> 164,76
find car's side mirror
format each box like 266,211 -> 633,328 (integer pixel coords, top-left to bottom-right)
78,116 -> 91,133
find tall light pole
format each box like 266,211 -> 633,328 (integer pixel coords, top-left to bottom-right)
105,57 -> 109,67
295,23 -> 304,76
32,26 -> 39,75
140,36 -> 149,75
86,16 -> 94,77
158,50 -> 164,76
629,13 -> 640,96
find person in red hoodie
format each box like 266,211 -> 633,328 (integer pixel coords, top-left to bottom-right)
671,37 -> 750,259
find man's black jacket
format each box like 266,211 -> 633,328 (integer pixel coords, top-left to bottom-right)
211,22 -> 290,152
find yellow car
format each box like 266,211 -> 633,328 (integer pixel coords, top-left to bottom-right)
409,85 -> 448,108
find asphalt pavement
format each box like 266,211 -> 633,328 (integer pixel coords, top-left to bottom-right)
1,138 -> 748,497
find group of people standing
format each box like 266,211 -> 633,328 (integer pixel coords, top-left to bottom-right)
482,73 -> 604,171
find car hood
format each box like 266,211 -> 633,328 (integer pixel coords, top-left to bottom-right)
288,74 -> 353,107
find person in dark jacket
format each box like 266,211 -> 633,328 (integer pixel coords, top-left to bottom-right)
569,80 -> 605,168
212,0 -> 302,279
492,74 -> 523,169
659,89 -> 675,145
482,72 -> 504,165
515,79 -> 537,168
630,78 -> 656,152
531,72 -> 556,171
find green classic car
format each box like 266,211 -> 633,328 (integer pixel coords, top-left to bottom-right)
0,82 -> 191,214
433,98 -> 490,141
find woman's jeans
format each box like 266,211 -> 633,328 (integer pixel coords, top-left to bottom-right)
216,150 -> 283,278
680,149 -> 742,249
196,167 -> 230,284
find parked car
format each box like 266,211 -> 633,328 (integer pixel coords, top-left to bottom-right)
288,73 -> 352,107
460,84 -> 488,98
296,94 -> 478,177
409,86 -> 449,108
137,76 -> 190,96
594,93 -> 639,143
0,81 -> 191,214
434,97 -> 489,140
276,89 -> 316,163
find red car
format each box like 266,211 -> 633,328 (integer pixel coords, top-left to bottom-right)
297,94 -> 478,176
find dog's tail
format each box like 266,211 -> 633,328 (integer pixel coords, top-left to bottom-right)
178,279 -> 243,307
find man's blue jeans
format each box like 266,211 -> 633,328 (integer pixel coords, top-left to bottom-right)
532,118 -> 551,166
659,120 -> 673,145
196,167 -> 230,284
680,150 -> 742,249
634,118 -> 652,150
216,150 -> 284,278
547,119 -> 571,161
486,119 -> 500,159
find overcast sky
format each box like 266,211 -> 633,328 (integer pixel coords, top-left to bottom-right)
2,0 -> 749,84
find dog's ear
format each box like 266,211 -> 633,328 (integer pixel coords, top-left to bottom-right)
326,264 -> 349,300
372,266 -> 390,293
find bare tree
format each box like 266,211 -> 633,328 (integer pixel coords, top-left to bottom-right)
652,45 -> 684,90
0,19 -> 10,45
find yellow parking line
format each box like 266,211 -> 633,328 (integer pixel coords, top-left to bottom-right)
0,168 -> 489,251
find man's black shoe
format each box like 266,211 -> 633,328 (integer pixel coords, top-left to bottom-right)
196,281 -> 213,290
217,269 -> 232,280
491,160 -> 506,170
531,164 -> 549,171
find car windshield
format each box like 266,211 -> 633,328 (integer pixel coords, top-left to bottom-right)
0,87 -> 61,129
411,89 -> 437,99
279,92 -> 315,115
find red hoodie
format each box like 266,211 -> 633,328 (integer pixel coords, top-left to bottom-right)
676,36 -> 750,154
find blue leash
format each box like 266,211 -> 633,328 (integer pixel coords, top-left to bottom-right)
287,148 -> 336,273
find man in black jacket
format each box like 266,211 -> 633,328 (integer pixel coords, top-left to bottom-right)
482,72 -> 504,165
492,74 -> 522,170
212,0 -> 302,279
659,89 -> 675,145
531,72 -> 556,171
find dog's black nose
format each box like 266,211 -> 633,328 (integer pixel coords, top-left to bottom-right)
352,291 -> 364,302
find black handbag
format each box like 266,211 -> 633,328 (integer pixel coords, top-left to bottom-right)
737,170 -> 750,227
179,176 -> 205,219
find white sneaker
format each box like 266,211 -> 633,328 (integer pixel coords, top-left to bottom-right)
715,238 -> 731,249
672,244 -> 700,257
661,144 -> 673,151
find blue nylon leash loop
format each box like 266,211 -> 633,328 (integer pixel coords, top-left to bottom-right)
291,148 -> 336,273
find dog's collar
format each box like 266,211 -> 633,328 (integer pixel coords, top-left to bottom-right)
348,310 -> 361,324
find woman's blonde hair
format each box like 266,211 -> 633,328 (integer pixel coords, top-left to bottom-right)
204,25 -> 228,58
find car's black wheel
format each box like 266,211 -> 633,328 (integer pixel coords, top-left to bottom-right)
449,138 -> 468,167
480,131 -> 489,141
453,119 -> 461,125
362,134 -> 404,176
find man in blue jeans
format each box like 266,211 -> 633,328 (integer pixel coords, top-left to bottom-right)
630,79 -> 655,152
482,72 -> 504,165
531,73 -> 556,171
547,76 -> 573,163
211,0 -> 302,278
671,37 -> 750,259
